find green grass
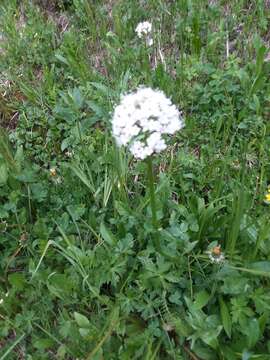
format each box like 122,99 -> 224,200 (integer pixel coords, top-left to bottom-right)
0,0 -> 270,359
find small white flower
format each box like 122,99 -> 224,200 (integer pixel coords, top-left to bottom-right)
54,176 -> 62,185
0,299 -> 3,305
146,132 -> 166,153
112,87 -> 183,160
135,21 -> 153,46
163,323 -> 174,332
65,150 -> 74,158
147,37 -> 153,46
0,220 -> 7,233
135,21 -> 152,37
50,168 -> 57,177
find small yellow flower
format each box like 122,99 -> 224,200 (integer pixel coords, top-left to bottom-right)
50,168 -> 57,177
265,192 -> 270,202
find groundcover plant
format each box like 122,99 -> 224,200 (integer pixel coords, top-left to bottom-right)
0,0 -> 270,359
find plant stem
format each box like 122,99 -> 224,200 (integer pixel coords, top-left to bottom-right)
76,119 -> 82,143
146,157 -> 158,230
146,159 -> 174,259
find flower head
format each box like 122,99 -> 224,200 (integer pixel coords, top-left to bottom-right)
135,21 -> 153,46
50,168 -> 57,177
112,87 -> 183,160
206,245 -> 225,264
135,21 -> 152,37
49,167 -> 62,184
65,150 -> 74,158
0,220 -> 7,233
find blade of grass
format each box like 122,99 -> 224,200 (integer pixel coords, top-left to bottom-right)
0,334 -> 25,360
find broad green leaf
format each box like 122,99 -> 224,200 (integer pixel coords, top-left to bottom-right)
245,318 -> 260,348
248,261 -> 270,273
172,316 -> 192,337
0,163 -> 8,185
221,274 -> 250,294
193,291 -> 210,310
79,328 -> 90,338
193,344 -> 217,360
67,204 -> 85,221
61,138 -> 70,151
71,87 -> 84,109
258,313 -> 268,334
14,146 -> 24,166
74,312 -> 90,328
220,345 -> 237,360
8,273 -> 26,291
33,218 -> 49,240
90,82 -> 110,96
55,53 -> 69,65
87,101 -> 106,117
242,350 -> 252,360
255,45 -> 266,76
100,222 -> 116,245
201,326 -> 222,349
219,297 -> 232,338
33,338 -> 54,350
56,345 -> 67,359
229,264 -> 270,278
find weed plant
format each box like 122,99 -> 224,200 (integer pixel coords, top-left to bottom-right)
0,0 -> 270,359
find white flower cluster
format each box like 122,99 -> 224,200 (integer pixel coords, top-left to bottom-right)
135,21 -> 152,37
112,87 -> 183,160
135,21 -> 153,46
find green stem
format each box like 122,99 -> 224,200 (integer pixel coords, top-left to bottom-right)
140,42 -> 150,82
146,157 -> 158,230
146,158 -> 176,260
76,120 -> 82,143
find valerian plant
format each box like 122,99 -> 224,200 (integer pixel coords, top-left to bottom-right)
1,1 -> 270,359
